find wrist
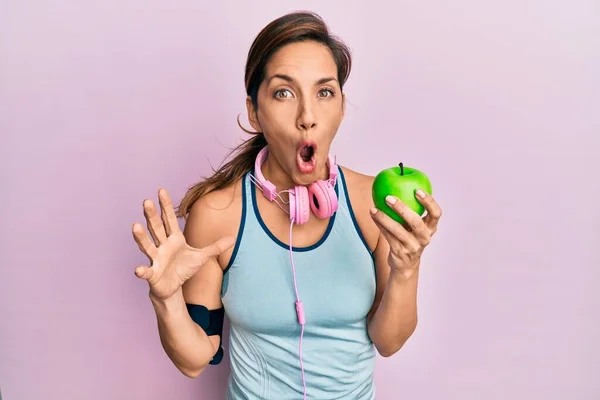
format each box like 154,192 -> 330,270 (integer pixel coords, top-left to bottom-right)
149,288 -> 185,311
389,266 -> 418,282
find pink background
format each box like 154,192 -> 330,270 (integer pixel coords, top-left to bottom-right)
1,1 -> 599,399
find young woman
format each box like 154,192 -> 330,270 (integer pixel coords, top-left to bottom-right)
132,11 -> 442,400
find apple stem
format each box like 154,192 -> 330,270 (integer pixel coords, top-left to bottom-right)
399,162 -> 404,176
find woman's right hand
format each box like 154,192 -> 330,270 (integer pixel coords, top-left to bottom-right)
132,188 -> 234,301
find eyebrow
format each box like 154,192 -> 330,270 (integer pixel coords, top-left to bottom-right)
267,74 -> 338,86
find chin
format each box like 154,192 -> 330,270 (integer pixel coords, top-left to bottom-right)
292,161 -> 329,186
291,171 -> 317,186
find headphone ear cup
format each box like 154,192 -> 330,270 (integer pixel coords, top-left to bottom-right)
308,180 -> 338,219
291,186 -> 310,225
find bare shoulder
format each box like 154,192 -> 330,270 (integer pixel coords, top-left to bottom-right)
339,166 -> 380,253
183,179 -> 244,270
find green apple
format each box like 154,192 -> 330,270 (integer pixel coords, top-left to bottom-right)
372,162 -> 433,225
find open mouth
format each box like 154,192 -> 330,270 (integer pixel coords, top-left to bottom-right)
296,141 -> 317,173
299,144 -> 314,162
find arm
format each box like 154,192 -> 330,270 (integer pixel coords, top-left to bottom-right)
366,232 -> 419,357
150,265 -> 222,378
334,167 -> 441,357
367,190 -> 442,357
152,195 -> 233,378
337,167 -> 416,357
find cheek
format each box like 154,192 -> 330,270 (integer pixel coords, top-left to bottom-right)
258,103 -> 296,131
259,109 -> 287,133
321,104 -> 344,129
258,110 -> 295,146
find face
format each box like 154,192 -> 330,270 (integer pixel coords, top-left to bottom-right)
246,40 -> 345,186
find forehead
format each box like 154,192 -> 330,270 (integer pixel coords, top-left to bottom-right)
264,41 -> 338,82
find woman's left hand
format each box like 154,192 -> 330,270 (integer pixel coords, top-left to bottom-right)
370,189 -> 442,276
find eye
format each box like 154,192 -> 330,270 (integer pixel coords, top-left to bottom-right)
318,88 -> 335,98
274,89 -> 294,99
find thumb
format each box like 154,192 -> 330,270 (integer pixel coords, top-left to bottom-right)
134,265 -> 154,281
197,236 -> 236,261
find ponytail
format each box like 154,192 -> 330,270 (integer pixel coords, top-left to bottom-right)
175,127 -> 266,219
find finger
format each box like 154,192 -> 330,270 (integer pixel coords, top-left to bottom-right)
371,213 -> 421,255
132,222 -> 158,260
369,207 -> 413,246
371,216 -> 401,251
195,236 -> 236,263
383,196 -> 430,243
158,187 -> 180,236
415,189 -> 442,233
160,208 -> 170,237
134,265 -> 154,281
143,199 -> 168,246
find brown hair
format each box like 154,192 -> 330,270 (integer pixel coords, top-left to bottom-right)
176,11 -> 352,218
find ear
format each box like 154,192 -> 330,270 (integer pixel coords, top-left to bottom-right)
246,96 -> 262,132
341,92 -> 346,116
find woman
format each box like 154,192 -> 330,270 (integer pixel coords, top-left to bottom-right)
132,11 -> 442,400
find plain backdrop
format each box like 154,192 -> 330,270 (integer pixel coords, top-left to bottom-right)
1,1 -> 599,399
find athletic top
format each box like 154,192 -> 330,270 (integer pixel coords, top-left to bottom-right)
220,167 -> 377,399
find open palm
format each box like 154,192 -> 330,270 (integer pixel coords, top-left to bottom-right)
132,188 -> 234,300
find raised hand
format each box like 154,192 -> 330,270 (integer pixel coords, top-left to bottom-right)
132,188 -> 234,301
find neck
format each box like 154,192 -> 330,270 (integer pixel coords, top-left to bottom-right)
262,154 -> 297,191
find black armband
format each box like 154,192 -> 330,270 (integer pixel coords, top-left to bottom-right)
186,303 -> 225,365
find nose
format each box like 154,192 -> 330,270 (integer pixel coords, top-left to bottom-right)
297,99 -> 317,131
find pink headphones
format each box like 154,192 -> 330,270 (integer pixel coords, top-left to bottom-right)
249,145 -> 339,224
